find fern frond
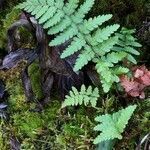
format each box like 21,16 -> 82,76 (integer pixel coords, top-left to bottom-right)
48,16 -> 71,35
17,1 -> 32,9
38,6 -> 57,24
24,2 -> 37,12
101,80 -> 114,93
95,59 -> 128,92
26,5 -> 37,12
43,10 -> 64,29
93,24 -> 120,43
72,0 -> 95,23
127,54 -> 137,64
61,35 -> 86,58
31,5 -> 43,15
95,61 -> 113,74
17,0 -> 142,93
38,0 -> 47,4
49,25 -> 78,46
63,0 -> 79,15
16,2 -> 27,9
62,85 -> 99,108
79,14 -> 112,34
35,5 -> 49,19
128,42 -> 142,47
93,36 -> 118,56
93,105 -> 137,144
47,0 -> 55,5
95,61 -> 113,92
73,45 -> 95,72
55,0 -> 64,9
123,46 -> 140,55
106,51 -> 127,64
112,67 -> 129,75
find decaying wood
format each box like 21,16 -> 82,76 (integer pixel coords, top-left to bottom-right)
0,12 -> 99,106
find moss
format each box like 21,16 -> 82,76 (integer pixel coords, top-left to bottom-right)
28,61 -> 44,100
0,122 -> 10,150
20,139 -> 35,150
0,8 -> 21,49
0,75 -> 149,150
12,111 -> 45,138
0,1 -> 149,149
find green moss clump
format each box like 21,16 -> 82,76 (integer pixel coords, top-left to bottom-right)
0,8 -> 21,49
13,111 -> 45,138
0,73 -> 149,150
20,138 -> 35,150
0,122 -> 10,150
28,61 -> 44,100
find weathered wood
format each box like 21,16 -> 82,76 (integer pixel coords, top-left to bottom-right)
0,12 -> 99,106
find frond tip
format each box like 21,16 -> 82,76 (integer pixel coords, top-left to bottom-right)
62,85 -> 99,108
93,105 -> 137,144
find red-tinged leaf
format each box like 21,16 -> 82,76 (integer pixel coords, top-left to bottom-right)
134,69 -> 144,78
120,76 -> 139,93
120,65 -> 150,99
140,74 -> 150,86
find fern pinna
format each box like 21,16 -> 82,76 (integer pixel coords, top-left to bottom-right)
62,84 -> 99,108
17,0 -> 141,92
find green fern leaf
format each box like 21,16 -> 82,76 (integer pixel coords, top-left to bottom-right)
128,42 -> 142,47
43,10 -> 64,29
124,47 -> 140,55
80,14 -> 112,34
35,5 -> 49,19
49,25 -> 78,46
17,2 -> 28,9
127,54 -> 137,64
38,6 -> 57,24
95,61 -> 113,74
95,60 -> 116,92
90,87 -> 99,107
55,0 -> 64,9
61,35 -> 86,58
113,67 -> 129,75
31,5 -> 43,15
38,0 -> 47,4
72,0 -> 95,23
73,45 -> 95,72
62,85 -> 99,108
47,0 -> 55,5
106,52 -> 127,64
48,16 -> 71,35
93,105 -> 137,144
101,80 -> 113,93
23,1 -> 36,12
94,24 -> 120,43
26,5 -> 37,12
93,36 -> 118,56
17,0 -> 142,94
63,0 -> 79,15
